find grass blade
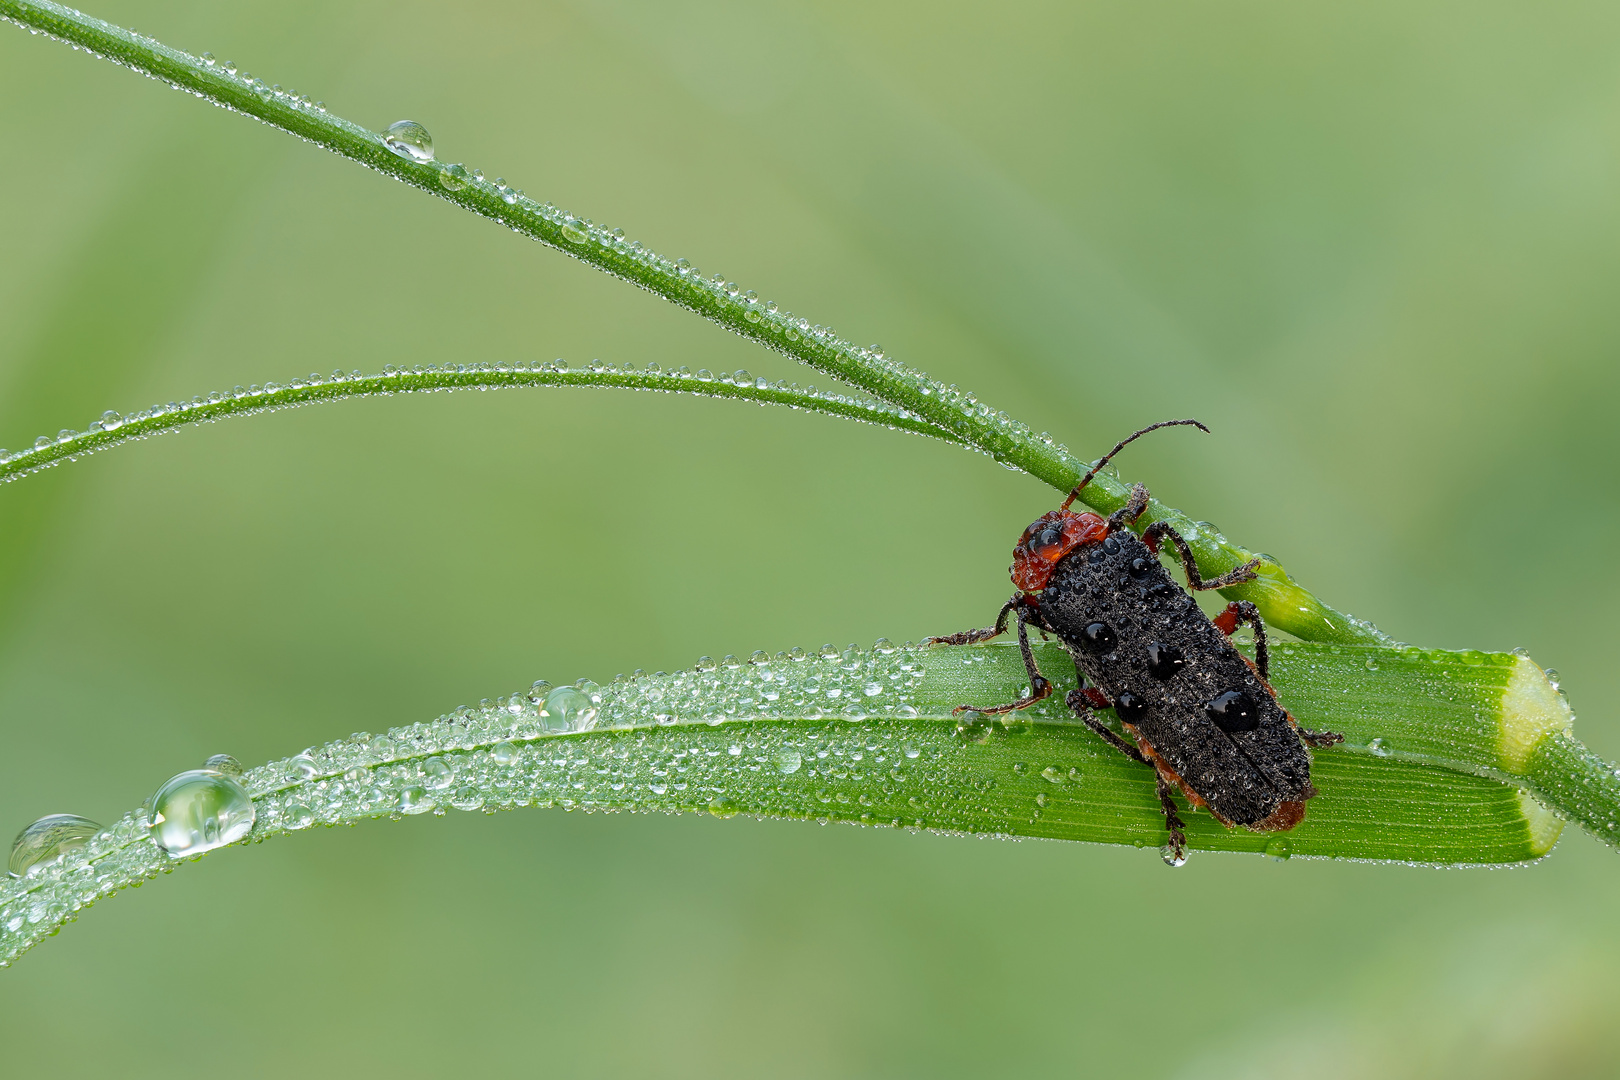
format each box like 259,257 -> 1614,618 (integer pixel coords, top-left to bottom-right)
1,640 -> 1580,967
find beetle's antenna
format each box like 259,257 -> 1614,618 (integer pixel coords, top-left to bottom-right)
1061,419 -> 1209,510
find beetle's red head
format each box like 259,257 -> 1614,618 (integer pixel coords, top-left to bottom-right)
1010,510 -> 1109,592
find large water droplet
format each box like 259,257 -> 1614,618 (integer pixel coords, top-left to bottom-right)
542,686 -> 597,732
8,814 -> 101,877
383,120 -> 434,163
149,770 -> 256,856
775,749 -> 802,774
422,757 -> 454,789
1160,845 -> 1188,868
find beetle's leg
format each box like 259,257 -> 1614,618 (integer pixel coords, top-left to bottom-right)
1212,600 -> 1270,679
1065,662 -> 1147,764
950,604 -> 1053,716
1065,665 -> 1187,857
1298,727 -> 1345,748
1142,521 -> 1261,592
925,595 -> 1022,647
1105,483 -> 1151,532
1155,775 -> 1189,863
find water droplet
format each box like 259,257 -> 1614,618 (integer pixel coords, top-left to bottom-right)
1264,836 -> 1292,860
695,656 -> 717,672
542,686 -> 597,732
397,786 -> 432,814
422,757 -> 454,789
1368,737 -> 1391,757
1160,845 -> 1188,868
202,52 -> 215,65
862,682 -> 883,697
1365,657 -> 1380,672
492,741 -> 518,765
903,744 -> 921,759
1040,766 -> 1063,783
438,163 -> 469,191
707,796 -> 740,819
1034,793 -> 1049,808
285,754 -> 318,781
8,814 -> 100,877
450,787 -> 484,811
560,217 -> 589,244
149,770 -> 256,856
775,749 -> 802,774
382,120 -> 434,163
202,753 -> 243,777
284,802 -> 314,829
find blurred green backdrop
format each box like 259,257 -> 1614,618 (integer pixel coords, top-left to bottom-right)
4,0 -> 1620,1076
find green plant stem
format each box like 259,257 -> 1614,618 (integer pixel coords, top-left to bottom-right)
0,0 -> 1384,646
1,639 -> 1592,968
0,361 -> 960,486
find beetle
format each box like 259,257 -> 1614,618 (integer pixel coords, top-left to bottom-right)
928,420 -> 1343,863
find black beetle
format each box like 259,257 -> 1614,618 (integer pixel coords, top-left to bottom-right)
929,420 -> 1342,863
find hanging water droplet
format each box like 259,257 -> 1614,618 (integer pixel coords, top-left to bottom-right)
8,814 -> 101,877
1160,845 -> 1188,867
438,163 -> 469,191
775,749 -> 802,774
202,753 -> 243,777
707,796 -> 740,819
1264,835 -> 1291,860
382,120 -> 434,163
148,769 -> 256,856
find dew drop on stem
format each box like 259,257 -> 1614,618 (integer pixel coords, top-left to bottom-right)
8,814 -> 101,877
382,120 -> 434,163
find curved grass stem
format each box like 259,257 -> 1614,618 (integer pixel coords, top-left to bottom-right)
0,361 -> 960,486
1,0 -> 1383,645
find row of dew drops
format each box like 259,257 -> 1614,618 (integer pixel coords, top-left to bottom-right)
9,20 -> 1085,480
373,116 -> 1075,471
0,359 -> 934,482
0,641 -> 964,960
21,19 -> 1092,481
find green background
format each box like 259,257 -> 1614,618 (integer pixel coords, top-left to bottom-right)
4,0 -> 1620,1075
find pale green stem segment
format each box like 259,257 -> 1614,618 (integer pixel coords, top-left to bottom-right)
0,0 -> 1380,645
5,641 -> 1606,968
0,362 -> 960,485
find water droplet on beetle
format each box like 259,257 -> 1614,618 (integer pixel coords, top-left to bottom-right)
148,770 -> 256,856
382,120 -> 434,162
202,754 -> 243,777
8,814 -> 101,877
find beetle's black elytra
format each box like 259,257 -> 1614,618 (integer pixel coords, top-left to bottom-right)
927,420 -> 1344,864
